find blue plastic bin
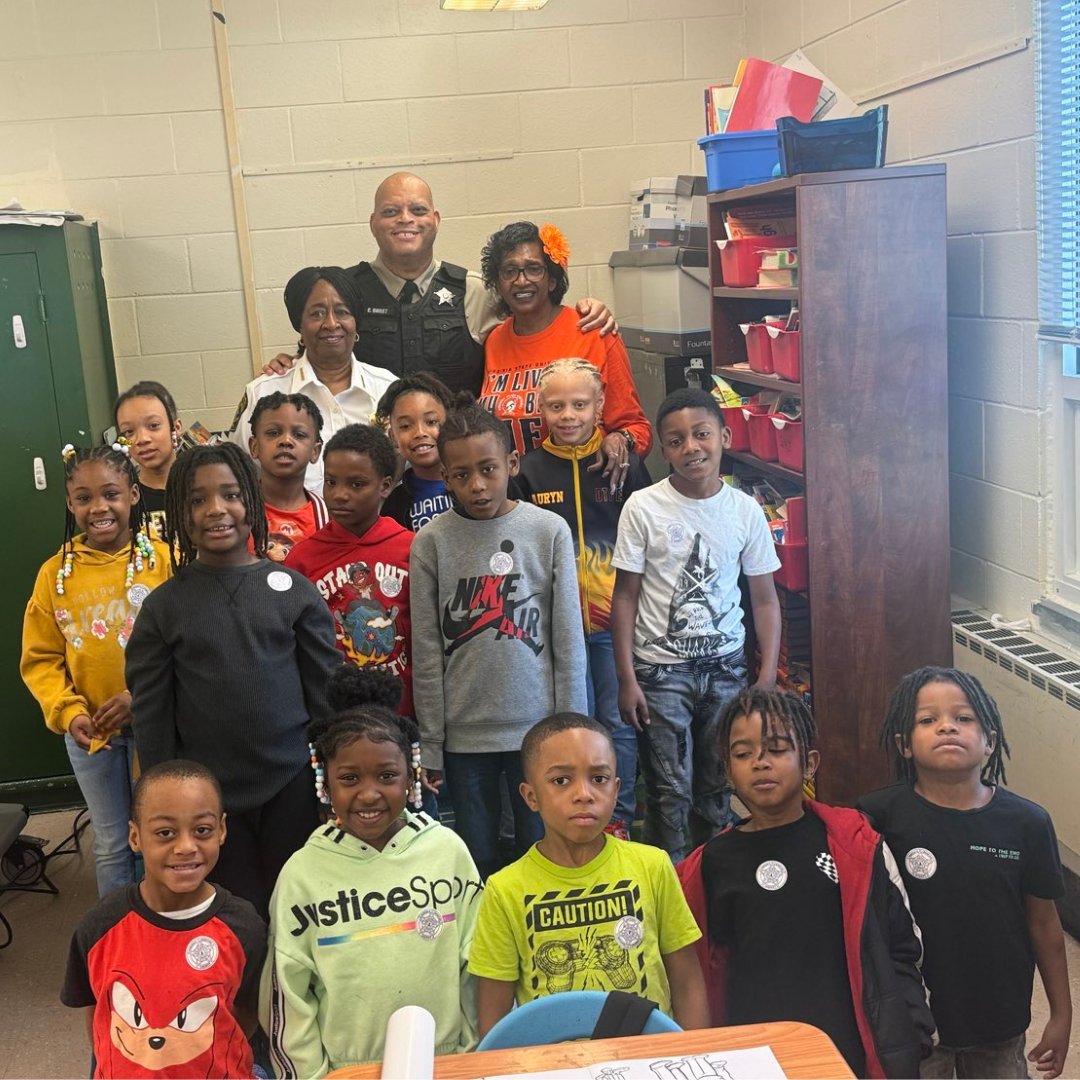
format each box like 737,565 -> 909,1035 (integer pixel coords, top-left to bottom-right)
698,130 -> 780,193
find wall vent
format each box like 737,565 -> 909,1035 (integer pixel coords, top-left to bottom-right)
952,609 -> 1080,712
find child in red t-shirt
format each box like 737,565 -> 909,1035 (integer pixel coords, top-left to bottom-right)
247,391 -> 328,563
286,423 -> 413,715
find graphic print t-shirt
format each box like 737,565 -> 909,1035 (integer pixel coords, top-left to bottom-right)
612,479 -> 780,664
61,884 -> 265,1080
702,814 -> 865,1076
263,496 -> 327,563
383,472 -> 454,533
469,838 -> 700,1016
140,485 -> 168,544
858,783 -> 1064,1045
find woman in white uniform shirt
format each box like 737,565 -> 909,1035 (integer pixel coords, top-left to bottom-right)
229,266 -> 395,491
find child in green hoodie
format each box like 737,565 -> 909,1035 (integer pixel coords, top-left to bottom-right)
261,666 -> 483,1075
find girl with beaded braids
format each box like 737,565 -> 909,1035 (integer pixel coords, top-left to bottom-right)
860,668 -> 1071,1079
125,443 -> 343,916
262,665 -> 483,1076
21,443 -> 171,897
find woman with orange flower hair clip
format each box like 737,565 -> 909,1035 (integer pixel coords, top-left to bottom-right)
478,221 -> 651,489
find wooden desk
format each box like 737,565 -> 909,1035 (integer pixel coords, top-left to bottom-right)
327,1021 -> 855,1079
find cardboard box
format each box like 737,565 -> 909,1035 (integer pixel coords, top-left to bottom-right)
610,247 -> 712,355
629,220 -> 708,249
628,176 -> 708,248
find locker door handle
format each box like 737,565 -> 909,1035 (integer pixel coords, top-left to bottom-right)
33,457 -> 47,490
12,314 -> 27,348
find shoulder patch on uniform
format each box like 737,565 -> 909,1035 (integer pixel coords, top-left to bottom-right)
228,391 -> 248,435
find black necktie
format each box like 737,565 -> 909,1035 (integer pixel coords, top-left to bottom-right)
399,280 -> 420,305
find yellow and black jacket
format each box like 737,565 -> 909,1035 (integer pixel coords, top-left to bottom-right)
517,430 -> 651,635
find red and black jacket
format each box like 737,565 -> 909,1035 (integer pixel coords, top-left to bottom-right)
677,801 -> 935,1079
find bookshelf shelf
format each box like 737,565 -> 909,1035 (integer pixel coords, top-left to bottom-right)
709,166 -> 952,805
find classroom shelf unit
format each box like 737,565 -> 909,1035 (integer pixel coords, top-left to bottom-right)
709,165 -> 952,805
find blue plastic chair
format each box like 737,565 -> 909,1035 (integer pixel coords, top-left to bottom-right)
477,990 -> 682,1051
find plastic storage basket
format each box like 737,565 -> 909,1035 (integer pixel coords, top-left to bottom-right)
777,105 -> 888,177
699,130 -> 781,192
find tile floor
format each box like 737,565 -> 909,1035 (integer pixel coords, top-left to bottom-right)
2,810 -> 1080,1079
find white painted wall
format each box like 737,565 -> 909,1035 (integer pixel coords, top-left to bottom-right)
1,0 -> 744,430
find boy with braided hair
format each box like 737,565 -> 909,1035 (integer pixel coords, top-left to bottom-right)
860,667 -> 1071,1079
678,687 -> 935,1079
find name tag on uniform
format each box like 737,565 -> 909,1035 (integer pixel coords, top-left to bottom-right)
366,307 -> 390,315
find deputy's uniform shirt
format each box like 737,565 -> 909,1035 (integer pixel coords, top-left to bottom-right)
858,783 -> 1064,1046
702,813 -> 865,1076
469,837 -> 700,1016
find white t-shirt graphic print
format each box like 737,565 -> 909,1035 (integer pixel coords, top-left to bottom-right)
612,479 -> 780,665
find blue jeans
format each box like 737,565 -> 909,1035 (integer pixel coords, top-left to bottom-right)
633,652 -> 747,860
65,729 -> 137,897
442,750 -> 543,879
586,631 -> 638,826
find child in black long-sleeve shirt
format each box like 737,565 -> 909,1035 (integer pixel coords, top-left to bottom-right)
126,444 -> 342,915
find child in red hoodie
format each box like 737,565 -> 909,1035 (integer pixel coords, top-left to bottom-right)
286,423 -> 413,716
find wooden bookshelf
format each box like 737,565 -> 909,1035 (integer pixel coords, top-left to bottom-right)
710,166 -> 952,804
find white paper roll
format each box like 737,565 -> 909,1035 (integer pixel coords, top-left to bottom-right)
380,1005 -> 436,1080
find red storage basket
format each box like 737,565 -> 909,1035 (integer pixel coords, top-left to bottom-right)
785,495 -> 807,542
767,325 -> 801,381
771,415 -> 804,471
722,405 -> 751,452
717,234 -> 798,287
774,540 -> 809,591
741,322 -> 774,374
743,406 -> 778,461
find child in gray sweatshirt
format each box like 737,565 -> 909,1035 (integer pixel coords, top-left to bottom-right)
410,396 -> 587,878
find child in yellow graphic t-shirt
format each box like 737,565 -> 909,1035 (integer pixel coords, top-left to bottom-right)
468,713 -> 708,1036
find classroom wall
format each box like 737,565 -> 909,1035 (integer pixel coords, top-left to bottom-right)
0,0 -> 741,430
743,0 -> 1040,623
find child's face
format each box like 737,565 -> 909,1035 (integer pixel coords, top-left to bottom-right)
539,371 -> 603,448
900,680 -> 994,777
441,432 -> 518,520
323,449 -> 393,536
520,728 -> 618,850
129,777 -> 225,912
659,407 -> 730,490
327,734 -> 409,849
727,711 -> 818,825
115,395 -> 180,478
188,462 -> 251,565
390,391 -> 445,474
249,404 -> 322,481
66,460 -> 139,555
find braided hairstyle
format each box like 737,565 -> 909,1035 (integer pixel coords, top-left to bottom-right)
61,444 -> 146,564
163,443 -> 267,569
309,666 -> 423,810
436,391 -> 513,457
881,666 -> 1010,786
716,686 -> 818,771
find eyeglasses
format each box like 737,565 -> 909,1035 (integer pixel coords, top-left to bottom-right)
498,261 -> 548,283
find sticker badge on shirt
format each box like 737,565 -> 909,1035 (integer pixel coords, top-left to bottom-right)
613,915 -> 644,949
380,573 -> 402,598
415,908 -> 443,940
755,859 -> 788,891
185,935 -> 219,971
905,847 -> 938,880
267,570 -> 293,592
489,549 -> 514,575
127,584 -> 150,608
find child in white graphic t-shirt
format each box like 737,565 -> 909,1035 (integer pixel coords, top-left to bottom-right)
611,389 -> 780,859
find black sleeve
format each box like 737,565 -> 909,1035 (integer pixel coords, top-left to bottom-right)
60,927 -> 94,1008
873,842 -> 936,1056
60,894 -> 130,1008
292,578 -> 343,729
126,593 -> 178,769
223,896 -> 268,1015
1023,804 -> 1066,900
382,484 -> 411,530
855,790 -> 886,832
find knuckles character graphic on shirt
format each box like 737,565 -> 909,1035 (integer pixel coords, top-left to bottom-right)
440,541 -> 543,656
317,559 -> 408,674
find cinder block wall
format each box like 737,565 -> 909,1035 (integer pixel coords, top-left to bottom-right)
1,0 -> 743,430
743,0 -> 1038,622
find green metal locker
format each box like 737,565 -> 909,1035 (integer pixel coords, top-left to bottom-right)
0,220 -> 118,807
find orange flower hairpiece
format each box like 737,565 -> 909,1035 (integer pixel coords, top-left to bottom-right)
539,224 -> 570,269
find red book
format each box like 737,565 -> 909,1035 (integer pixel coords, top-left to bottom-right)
724,58 -> 822,133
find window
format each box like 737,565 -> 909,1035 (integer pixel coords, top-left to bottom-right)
1037,0 -> 1080,600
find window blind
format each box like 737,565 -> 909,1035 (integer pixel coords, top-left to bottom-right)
1037,0 -> 1080,345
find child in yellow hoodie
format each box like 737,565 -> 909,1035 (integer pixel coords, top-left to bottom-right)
21,444 -> 170,896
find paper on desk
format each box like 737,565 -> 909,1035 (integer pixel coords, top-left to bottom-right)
483,1046 -> 787,1080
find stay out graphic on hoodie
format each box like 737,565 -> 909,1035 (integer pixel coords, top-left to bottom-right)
286,517 -> 413,715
